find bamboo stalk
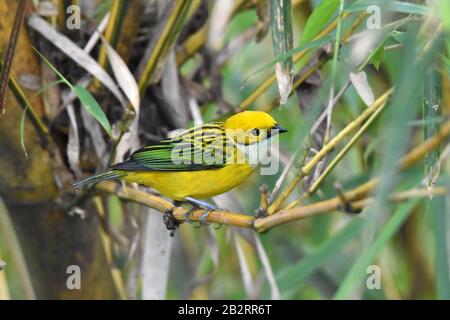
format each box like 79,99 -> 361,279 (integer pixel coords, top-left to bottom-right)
256,120 -> 450,232
138,0 -> 193,94
95,181 -> 254,228
268,88 -> 393,214
7,73 -> 50,143
0,0 -> 26,117
97,0 -> 127,69
176,0 -> 255,66
256,12 -> 366,113
239,12 -> 352,111
96,111 -> 450,232
306,97 -> 389,198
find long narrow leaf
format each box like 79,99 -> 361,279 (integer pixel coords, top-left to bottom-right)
430,196 -> 450,299
33,47 -> 112,137
19,105 -> 29,159
242,36 -> 333,90
28,15 -> 125,105
424,68 -> 442,193
137,0 -> 193,93
334,199 -> 420,299
32,47 -> 72,89
74,85 -> 112,137
346,0 -> 431,16
270,0 -> 293,104
274,218 -> 364,298
301,0 -> 340,45
101,37 -> 140,111
0,0 -> 26,116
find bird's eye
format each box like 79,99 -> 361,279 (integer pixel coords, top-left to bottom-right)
251,128 -> 260,136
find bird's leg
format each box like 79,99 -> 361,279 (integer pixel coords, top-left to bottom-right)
183,205 -> 198,225
185,197 -> 219,227
175,202 -> 202,228
199,210 -> 211,226
174,200 -> 194,225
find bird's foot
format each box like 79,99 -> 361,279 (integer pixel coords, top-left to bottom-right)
185,197 -> 220,227
183,206 -> 197,224
163,208 -> 180,237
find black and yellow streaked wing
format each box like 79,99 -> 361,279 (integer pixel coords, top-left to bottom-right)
111,123 -> 231,172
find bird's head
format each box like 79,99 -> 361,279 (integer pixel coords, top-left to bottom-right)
224,111 -> 287,145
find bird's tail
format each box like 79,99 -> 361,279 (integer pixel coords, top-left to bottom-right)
73,171 -> 126,188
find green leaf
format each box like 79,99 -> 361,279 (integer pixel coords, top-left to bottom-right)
19,105 -> 29,159
270,0 -> 294,104
438,0 -> 450,58
389,1 -> 430,15
139,0 -> 193,92
334,199 -> 420,299
274,218 -> 365,298
32,47 -> 73,89
423,68 -> 442,190
31,79 -> 66,99
442,55 -> 450,77
370,45 -> 384,71
428,196 -> 450,299
32,47 -> 112,138
408,117 -> 444,127
74,85 -> 112,137
360,25 -> 439,263
391,31 -> 408,44
345,1 -> 431,16
438,0 -> 450,30
242,36 -> 333,87
301,0 -> 340,45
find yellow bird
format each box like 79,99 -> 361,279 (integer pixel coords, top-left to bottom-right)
74,111 -> 287,223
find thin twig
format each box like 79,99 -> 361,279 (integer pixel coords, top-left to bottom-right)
324,0 -> 345,143
311,79 -> 351,135
95,181 -> 254,228
268,88 -> 394,214
0,0 -> 26,117
306,97 -> 389,199
94,113 -> 450,233
239,12 -> 351,111
256,119 -> 450,232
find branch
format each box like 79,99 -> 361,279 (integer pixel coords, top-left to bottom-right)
96,111 -> 449,229
239,12 -> 352,111
256,119 -> 450,232
95,182 -> 254,228
96,181 -> 448,235
0,0 -> 26,117
92,70 -> 450,234
268,88 -> 394,213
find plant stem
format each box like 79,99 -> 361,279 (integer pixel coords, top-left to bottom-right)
268,88 -> 393,214
0,0 -> 26,117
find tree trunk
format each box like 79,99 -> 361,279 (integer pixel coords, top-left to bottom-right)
0,0 -> 117,299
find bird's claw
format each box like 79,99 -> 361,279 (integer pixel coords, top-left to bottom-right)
199,210 -> 211,226
184,197 -> 220,228
184,207 -> 196,224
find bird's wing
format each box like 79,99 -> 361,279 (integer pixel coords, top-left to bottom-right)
111,123 -> 231,171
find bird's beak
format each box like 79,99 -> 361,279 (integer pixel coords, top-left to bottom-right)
274,124 -> 288,134
267,124 -> 288,139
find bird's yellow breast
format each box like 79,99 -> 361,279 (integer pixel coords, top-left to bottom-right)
121,163 -> 255,200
